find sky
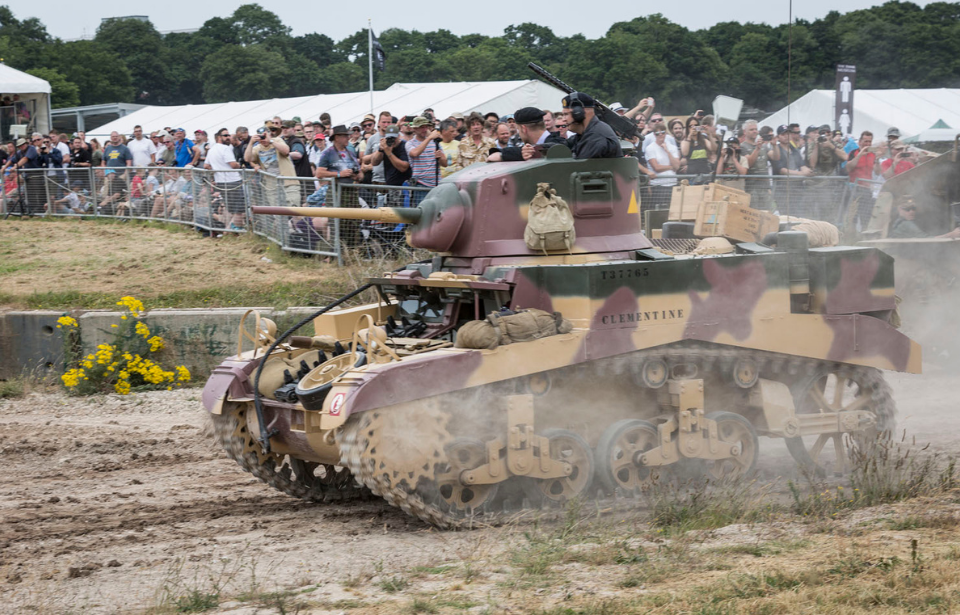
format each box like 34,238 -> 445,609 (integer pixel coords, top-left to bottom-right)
21,0 -> 935,42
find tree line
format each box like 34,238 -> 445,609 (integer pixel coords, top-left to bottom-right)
2,2 -> 959,115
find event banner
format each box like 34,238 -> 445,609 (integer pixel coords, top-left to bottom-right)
835,64 -> 856,135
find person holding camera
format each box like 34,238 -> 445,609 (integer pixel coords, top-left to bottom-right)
880,140 -> 915,179
680,115 -> 715,179
315,125 -> 361,186
644,122 -> 681,209
368,125 -> 411,187
845,131 -> 883,227
804,124 -> 848,219
405,116 -> 446,191
739,120 -> 779,211
246,120 -> 298,207
717,135 -> 747,177
10,136 -> 45,213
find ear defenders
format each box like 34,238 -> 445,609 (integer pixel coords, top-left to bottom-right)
568,92 -> 586,124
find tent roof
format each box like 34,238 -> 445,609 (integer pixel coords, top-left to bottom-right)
87,80 -> 568,139
0,63 -> 51,95
759,88 -> 960,142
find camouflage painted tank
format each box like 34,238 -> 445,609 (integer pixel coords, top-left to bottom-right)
202,146 -> 919,528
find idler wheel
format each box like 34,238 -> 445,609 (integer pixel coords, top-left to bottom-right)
295,352 -> 367,411
702,412 -> 758,479
786,367 -> 893,477
522,429 -> 594,504
595,419 -> 660,495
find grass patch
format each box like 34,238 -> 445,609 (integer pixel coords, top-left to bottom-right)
406,598 -> 440,614
789,437 -> 957,519
706,539 -> 811,558
646,476 -> 776,533
377,575 -> 410,593
0,378 -> 26,398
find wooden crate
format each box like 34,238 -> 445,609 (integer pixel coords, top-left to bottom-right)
694,199 -> 779,243
668,181 -> 751,221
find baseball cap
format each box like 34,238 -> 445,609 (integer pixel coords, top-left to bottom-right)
805,125 -> 819,134
561,92 -> 596,109
776,125 -> 789,135
887,127 -> 901,137
312,133 -> 326,141
501,113 -> 515,122
175,127 -> 185,133
384,125 -> 400,137
514,107 -> 545,125
281,120 -> 297,128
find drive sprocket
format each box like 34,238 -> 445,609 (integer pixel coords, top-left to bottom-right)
211,401 -> 368,502
339,404 -> 500,529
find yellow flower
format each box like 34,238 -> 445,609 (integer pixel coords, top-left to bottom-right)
147,336 -> 165,352
175,365 -> 191,382
121,315 -> 127,320
114,380 -> 131,395
111,324 -> 118,328
57,316 -> 78,328
135,322 -> 151,339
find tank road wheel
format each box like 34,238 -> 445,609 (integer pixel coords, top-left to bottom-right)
595,419 -> 661,495
786,367 -> 895,476
210,401 -> 367,502
703,412 -> 759,480
523,429 -> 594,505
434,438 -> 500,514
732,358 -> 760,389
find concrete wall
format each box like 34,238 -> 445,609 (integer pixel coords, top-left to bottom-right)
0,307 -> 319,380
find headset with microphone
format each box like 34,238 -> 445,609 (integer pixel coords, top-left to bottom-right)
567,92 -> 587,124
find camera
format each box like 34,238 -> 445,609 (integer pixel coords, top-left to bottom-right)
761,133 -> 773,142
385,137 -> 397,147
818,135 -> 828,143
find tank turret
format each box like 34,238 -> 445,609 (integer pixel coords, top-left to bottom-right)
253,148 -> 650,257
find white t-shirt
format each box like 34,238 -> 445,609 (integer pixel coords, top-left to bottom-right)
55,142 -> 71,168
645,141 -> 680,186
206,142 -> 241,183
642,132 -> 677,153
127,137 -> 155,167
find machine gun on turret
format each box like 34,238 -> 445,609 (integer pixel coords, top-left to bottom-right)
528,62 -> 639,141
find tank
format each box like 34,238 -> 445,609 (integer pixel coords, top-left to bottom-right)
859,139 -> 960,362
202,146 -> 920,528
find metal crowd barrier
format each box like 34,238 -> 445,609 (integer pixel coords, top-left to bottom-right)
0,165 -> 890,262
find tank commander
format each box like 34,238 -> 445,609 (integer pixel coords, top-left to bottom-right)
560,92 -> 623,159
487,107 -> 567,162
889,199 -> 960,239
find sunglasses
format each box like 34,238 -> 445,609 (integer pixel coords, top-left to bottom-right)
901,206 -> 917,211
362,123 -> 374,128
791,131 -> 801,135
654,130 -> 666,135
351,128 -> 361,132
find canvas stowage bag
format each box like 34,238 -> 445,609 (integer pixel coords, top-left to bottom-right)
524,183 -> 576,253
455,309 -> 573,350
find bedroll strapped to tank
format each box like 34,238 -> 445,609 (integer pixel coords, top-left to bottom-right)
455,308 -> 573,350
524,182 -> 576,253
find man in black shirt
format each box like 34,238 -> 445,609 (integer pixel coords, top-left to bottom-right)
368,125 -> 411,187
487,107 -> 568,162
560,92 -> 622,159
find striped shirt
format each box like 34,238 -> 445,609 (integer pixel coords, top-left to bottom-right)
405,138 -> 439,187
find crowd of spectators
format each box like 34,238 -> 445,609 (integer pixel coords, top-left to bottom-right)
0,95 -> 934,244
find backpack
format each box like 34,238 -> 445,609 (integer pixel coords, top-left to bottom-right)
524,182 -> 576,253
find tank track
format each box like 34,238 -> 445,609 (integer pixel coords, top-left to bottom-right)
337,342 -> 896,529
212,401 -> 369,503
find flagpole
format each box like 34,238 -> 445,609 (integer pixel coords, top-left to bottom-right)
368,19 -> 374,115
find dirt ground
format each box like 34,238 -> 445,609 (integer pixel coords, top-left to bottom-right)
1,366 -> 959,614
0,219 -> 338,304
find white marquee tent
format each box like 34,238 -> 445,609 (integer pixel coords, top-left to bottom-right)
0,63 -> 52,135
759,88 -> 960,142
87,80 -> 568,139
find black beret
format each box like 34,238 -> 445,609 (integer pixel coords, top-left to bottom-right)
561,92 -> 596,109
514,107 -> 545,125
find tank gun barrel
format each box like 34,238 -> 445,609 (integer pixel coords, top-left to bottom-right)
251,206 -> 422,225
